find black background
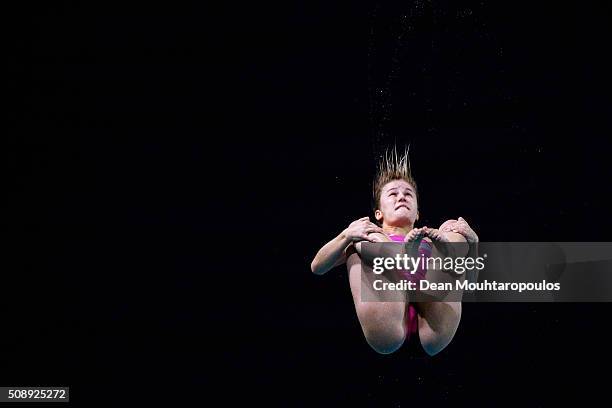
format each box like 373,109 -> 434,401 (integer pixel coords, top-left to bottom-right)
7,1 -> 612,406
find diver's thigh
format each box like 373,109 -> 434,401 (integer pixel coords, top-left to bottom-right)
347,253 -> 407,354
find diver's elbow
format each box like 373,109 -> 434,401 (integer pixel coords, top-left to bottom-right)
310,259 -> 326,275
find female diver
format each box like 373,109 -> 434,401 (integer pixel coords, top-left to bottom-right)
311,147 -> 478,356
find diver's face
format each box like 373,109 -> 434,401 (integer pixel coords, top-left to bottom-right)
375,180 -> 418,227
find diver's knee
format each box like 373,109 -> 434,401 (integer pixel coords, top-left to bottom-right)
364,327 -> 405,354
419,328 -> 456,356
421,339 -> 444,356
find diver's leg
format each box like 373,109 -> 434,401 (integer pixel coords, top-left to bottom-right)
414,301 -> 462,356
347,252 -> 407,354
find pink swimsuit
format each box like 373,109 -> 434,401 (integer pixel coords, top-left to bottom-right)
387,234 -> 433,341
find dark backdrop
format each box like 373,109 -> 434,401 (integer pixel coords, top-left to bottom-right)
7,1 -> 612,405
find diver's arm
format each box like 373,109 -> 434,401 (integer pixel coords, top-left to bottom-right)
311,217 -> 384,275
311,233 -> 352,275
443,231 -> 470,257
440,217 -> 480,283
439,217 -> 479,258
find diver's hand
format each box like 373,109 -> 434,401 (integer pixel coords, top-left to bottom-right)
355,232 -> 391,254
404,227 -> 427,242
343,217 -> 384,243
440,217 -> 479,244
423,227 -> 451,243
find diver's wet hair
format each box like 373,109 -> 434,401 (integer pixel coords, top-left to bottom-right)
372,145 -> 418,211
